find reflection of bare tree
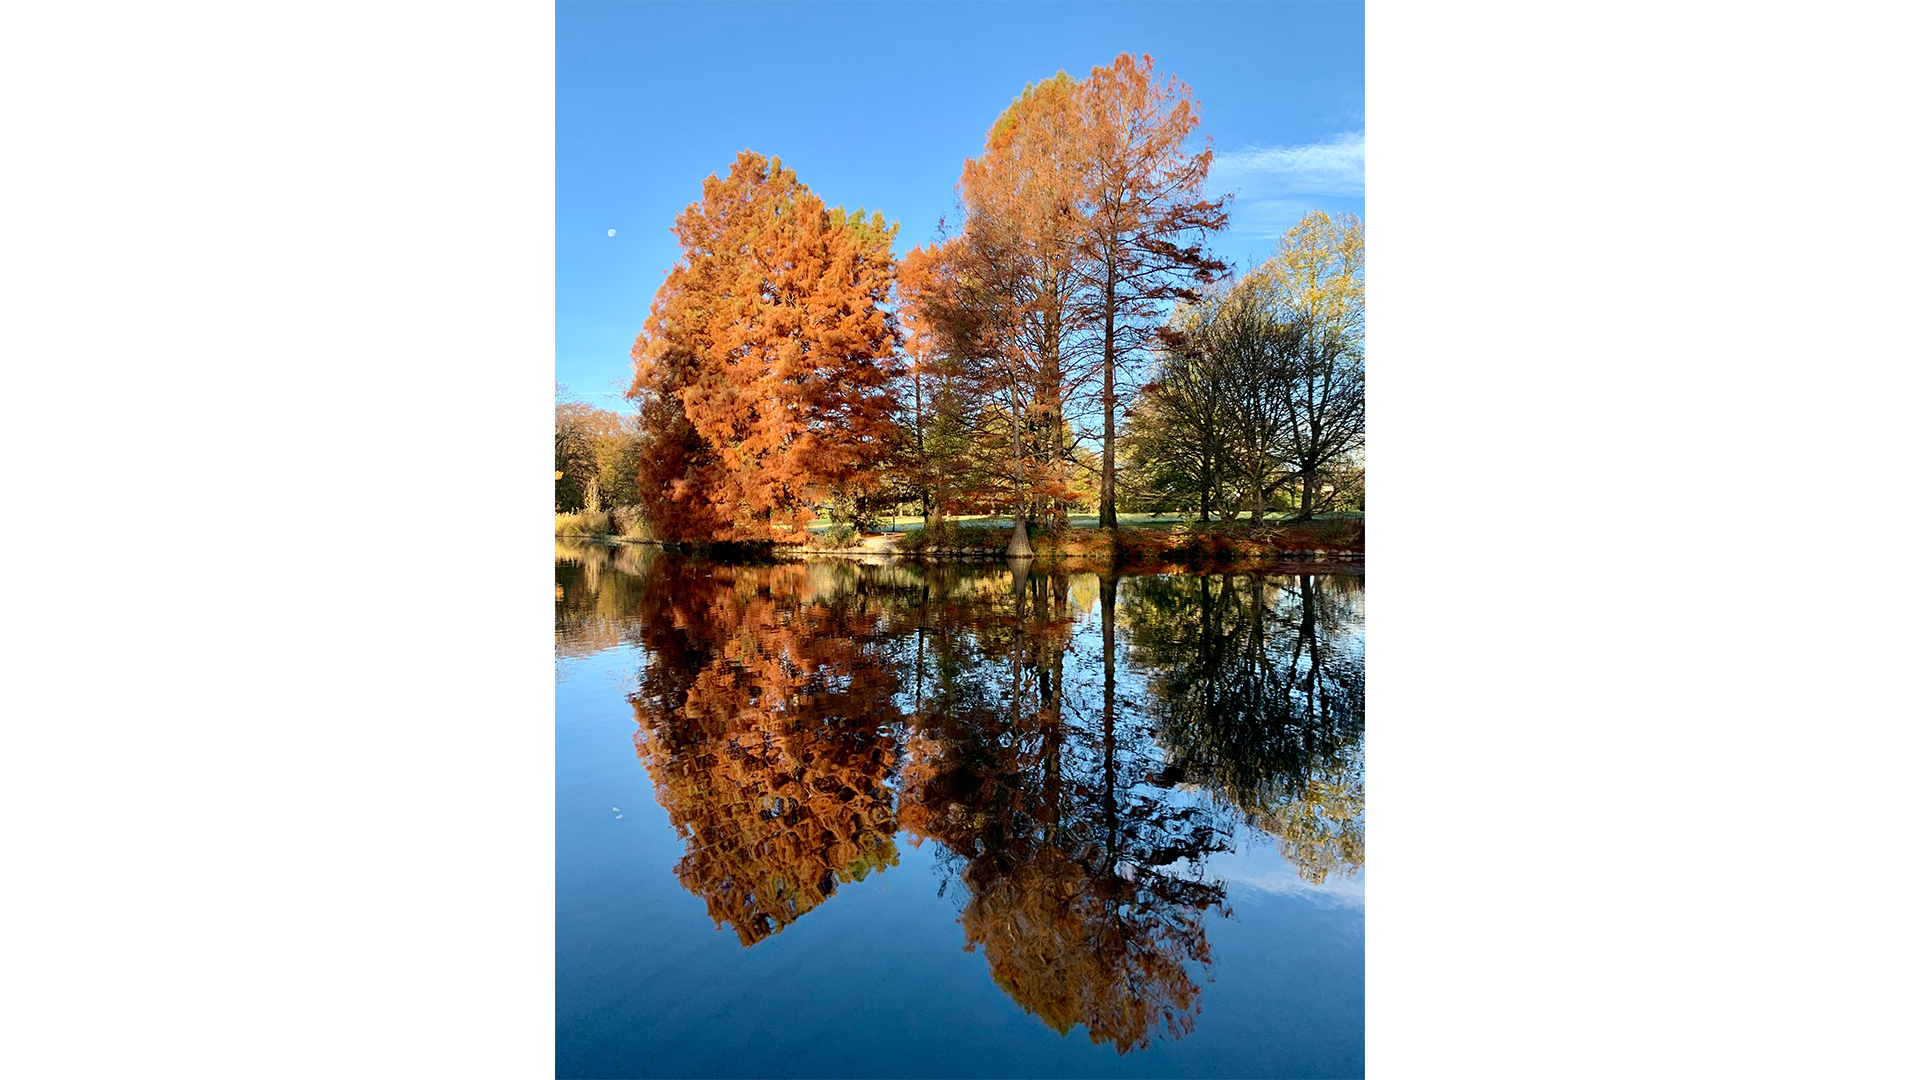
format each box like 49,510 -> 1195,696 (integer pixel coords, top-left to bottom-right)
900,565 -> 1231,1053
1125,572 -> 1365,883
627,560 -> 906,945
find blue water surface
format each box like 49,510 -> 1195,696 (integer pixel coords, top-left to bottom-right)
556,547 -> 1363,1078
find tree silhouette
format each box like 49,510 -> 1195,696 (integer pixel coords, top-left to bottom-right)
1245,211 -> 1365,519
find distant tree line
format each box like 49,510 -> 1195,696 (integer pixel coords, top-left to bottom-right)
562,53 -> 1365,552
554,387 -> 644,514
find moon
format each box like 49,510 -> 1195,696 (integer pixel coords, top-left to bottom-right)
607,229 -> 616,237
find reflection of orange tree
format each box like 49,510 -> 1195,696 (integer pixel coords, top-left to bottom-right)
900,565 -> 1230,1053
628,560 -> 907,946
961,844 -> 1214,1049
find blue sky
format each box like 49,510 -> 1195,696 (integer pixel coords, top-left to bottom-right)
557,0 -> 1364,410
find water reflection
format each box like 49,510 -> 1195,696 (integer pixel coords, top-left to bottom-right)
896,564 -> 1231,1052
1127,573 -> 1366,885
554,542 -> 1364,1053
625,560 -> 905,946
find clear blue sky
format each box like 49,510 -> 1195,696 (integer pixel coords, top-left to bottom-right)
557,0 -> 1364,411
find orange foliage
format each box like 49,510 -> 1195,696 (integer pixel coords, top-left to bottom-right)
628,560 -> 906,944
906,57 -> 1227,532
1078,54 -> 1229,525
951,75 -> 1096,527
629,151 -> 905,542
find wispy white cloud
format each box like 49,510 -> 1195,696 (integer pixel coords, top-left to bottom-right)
1206,836 -> 1366,908
1220,197 -> 1322,257
1205,132 -> 1364,251
1210,131 -> 1366,198
1161,831 -> 1366,910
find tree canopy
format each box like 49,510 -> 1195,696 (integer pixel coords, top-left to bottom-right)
628,150 -> 904,542
1123,211 -> 1365,521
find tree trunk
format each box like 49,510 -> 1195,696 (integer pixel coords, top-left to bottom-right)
1052,403 -> 1068,529
1251,479 -> 1265,527
1298,470 -> 1315,520
1007,514 -> 1034,559
1007,381 -> 1032,559
1010,559 -> 1028,743
1100,267 -> 1119,530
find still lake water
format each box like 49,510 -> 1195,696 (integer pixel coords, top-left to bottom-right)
556,542 -> 1364,1079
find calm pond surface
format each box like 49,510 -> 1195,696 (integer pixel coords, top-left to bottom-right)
556,542 -> 1364,1079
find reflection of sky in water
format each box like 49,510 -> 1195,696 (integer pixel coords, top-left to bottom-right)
1205,830 -> 1366,908
555,642 -> 640,691
1149,783 -> 1365,909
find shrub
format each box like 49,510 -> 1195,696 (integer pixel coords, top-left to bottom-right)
609,505 -> 652,540
817,524 -> 861,549
554,510 -> 611,536
918,525 -> 1008,552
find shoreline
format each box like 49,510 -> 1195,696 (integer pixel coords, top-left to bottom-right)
558,521 -> 1365,575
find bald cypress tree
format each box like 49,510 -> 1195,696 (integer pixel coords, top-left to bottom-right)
629,150 -> 904,542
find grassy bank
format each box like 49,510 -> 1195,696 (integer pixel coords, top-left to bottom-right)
807,510 -> 1197,533
554,507 -> 651,541
890,517 -> 1363,571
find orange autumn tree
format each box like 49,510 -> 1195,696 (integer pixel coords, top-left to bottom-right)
894,238 -> 1005,529
629,150 -> 905,542
940,74 -> 1099,556
1077,54 -> 1228,528
905,57 -> 1228,554
965,75 -> 1099,538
